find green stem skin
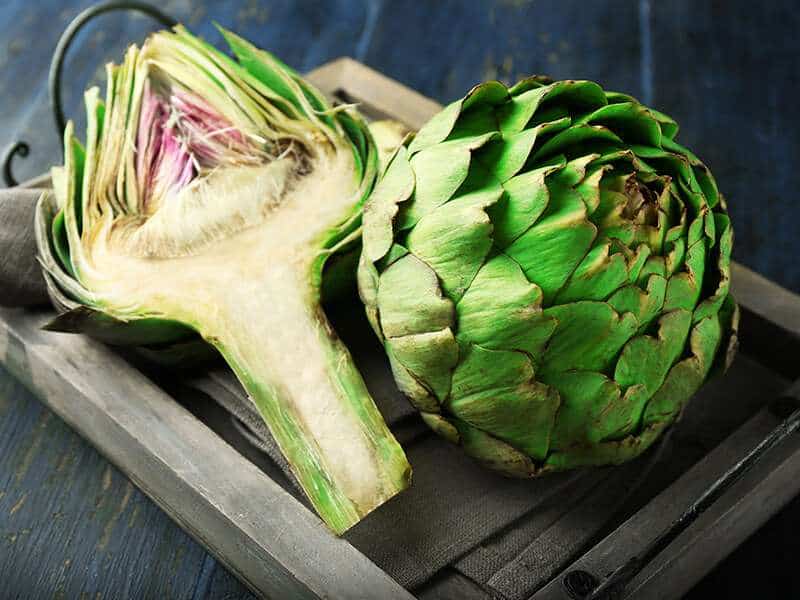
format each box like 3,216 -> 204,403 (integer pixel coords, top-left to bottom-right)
204,264 -> 410,535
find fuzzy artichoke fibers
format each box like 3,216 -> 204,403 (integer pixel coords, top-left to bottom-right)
35,26 -> 411,533
359,77 -> 737,476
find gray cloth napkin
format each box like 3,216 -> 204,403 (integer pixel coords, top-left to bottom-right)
182,358 -> 643,597
0,188 -> 49,307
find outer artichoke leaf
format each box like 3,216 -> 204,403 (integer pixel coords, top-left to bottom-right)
406,184 -> 502,303
543,370 -> 630,449
447,105 -> 497,140
631,145 -> 706,211
643,312 -> 723,426
537,80 -> 608,115
334,109 -> 368,178
608,274 -> 667,331
452,419 -> 539,477
663,237 -> 706,312
407,80 -> 507,155
420,412 -> 460,444
35,192 -> 94,306
604,90 -> 638,104
507,75 -> 551,95
43,306 -> 197,347
397,137 -> 482,229
496,84 -> 554,135
408,99 -> 463,155
661,137 -> 720,207
540,301 -> 639,376
648,108 -> 680,139
636,256 -> 667,286
357,250 -> 382,339
687,212 -> 706,247
625,243 -> 652,284
693,214 -> 733,323
711,295 -> 739,375
456,252 -> 556,359
384,342 -> 440,413
59,122 -> 86,276
555,242 -> 629,304
532,124 -> 623,162
448,344 -> 558,460
573,166 -> 608,215
504,183 -> 597,304
478,127 -> 540,183
692,162 -> 720,209
51,210 -> 74,278
319,246 -> 360,303
375,243 -> 410,271
362,146 -> 415,262
461,80 -> 511,111
544,421 -> 664,471
81,86 -> 105,233
576,102 -> 662,147
665,238 -> 687,276
386,328 -> 458,403
703,207 -> 717,247
614,309 -> 693,395
548,153 -> 599,189
376,253 -> 454,338
490,161 -> 562,247
41,271 -> 80,314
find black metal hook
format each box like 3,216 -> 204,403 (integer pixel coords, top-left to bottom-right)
2,1 -> 177,187
2,142 -> 30,187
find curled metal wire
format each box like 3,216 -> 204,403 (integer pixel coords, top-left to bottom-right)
2,1 -> 176,187
2,142 -> 29,187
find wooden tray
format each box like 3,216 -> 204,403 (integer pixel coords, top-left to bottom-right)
2,59 -> 800,600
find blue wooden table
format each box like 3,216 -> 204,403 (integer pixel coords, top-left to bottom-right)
1,1 -> 799,596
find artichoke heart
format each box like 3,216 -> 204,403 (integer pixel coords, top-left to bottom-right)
36,25 -> 411,534
360,77 -> 737,477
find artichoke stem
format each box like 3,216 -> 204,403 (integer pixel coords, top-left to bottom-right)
201,261 -> 411,534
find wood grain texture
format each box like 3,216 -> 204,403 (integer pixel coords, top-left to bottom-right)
0,363 -> 253,599
647,1 -> 800,293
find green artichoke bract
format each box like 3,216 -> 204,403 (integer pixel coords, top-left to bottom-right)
35,25 -> 411,533
359,77 -> 738,477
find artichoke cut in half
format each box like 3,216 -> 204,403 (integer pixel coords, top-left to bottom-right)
359,77 -> 738,477
35,26 -> 411,534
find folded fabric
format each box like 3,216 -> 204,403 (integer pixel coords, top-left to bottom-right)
0,188 -> 50,307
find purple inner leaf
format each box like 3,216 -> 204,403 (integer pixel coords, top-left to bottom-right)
137,79 -> 261,210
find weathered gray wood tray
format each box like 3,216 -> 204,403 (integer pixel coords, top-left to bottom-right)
3,59 -> 800,600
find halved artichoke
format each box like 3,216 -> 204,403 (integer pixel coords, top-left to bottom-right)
359,77 -> 738,476
36,26 -> 411,534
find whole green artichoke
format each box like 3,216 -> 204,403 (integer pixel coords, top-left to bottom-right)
359,77 -> 738,476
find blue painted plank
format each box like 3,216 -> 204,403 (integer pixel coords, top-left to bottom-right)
648,1 -> 800,293
361,0 -> 643,103
0,364 -> 251,598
